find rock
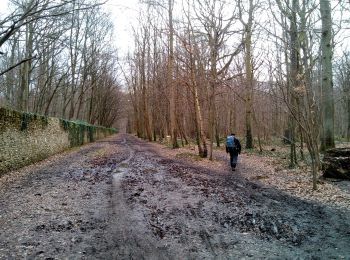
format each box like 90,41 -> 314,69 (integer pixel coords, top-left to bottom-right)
259,223 -> 266,232
322,148 -> 350,180
271,222 -> 278,235
35,224 -> 46,231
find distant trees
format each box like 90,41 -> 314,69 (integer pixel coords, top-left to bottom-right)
127,0 -> 244,158
2,0 -> 349,188
123,0 -> 349,188
335,52 -> 350,141
0,0 -> 123,127
1,0 -> 343,191
267,0 -> 344,189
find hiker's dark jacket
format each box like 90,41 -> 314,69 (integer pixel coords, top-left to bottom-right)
225,137 -> 241,156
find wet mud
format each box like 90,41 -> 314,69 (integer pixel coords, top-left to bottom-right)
0,134 -> 349,259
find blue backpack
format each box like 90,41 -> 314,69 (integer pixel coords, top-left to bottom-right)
226,135 -> 236,149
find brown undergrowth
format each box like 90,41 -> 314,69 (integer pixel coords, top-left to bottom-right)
153,140 -> 350,210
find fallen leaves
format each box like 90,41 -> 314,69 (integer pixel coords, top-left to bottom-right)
153,141 -> 350,210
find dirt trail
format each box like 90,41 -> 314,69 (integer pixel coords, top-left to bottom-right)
0,134 -> 349,259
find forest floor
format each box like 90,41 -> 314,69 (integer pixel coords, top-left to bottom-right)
0,133 -> 350,259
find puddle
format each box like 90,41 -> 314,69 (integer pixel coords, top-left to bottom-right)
113,138 -> 134,188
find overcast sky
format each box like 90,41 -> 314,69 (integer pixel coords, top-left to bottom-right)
1,0 -> 348,62
0,0 -> 140,56
104,0 -> 139,56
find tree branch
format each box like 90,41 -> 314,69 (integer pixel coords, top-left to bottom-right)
0,56 -> 37,76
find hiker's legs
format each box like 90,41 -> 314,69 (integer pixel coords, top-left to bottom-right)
230,153 -> 238,169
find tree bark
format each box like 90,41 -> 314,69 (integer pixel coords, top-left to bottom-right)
288,0 -> 300,167
243,0 -> 254,149
168,0 -> 178,148
320,0 -> 335,150
19,20 -> 34,112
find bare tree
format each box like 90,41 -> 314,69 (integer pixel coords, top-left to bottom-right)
0,0 -> 121,128
336,52 -> 350,141
238,0 -> 259,149
177,0 -> 208,157
195,0 -> 242,160
319,0 -> 335,150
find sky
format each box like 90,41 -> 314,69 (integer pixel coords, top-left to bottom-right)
1,0 -> 349,68
103,0 -> 139,56
0,0 -> 140,56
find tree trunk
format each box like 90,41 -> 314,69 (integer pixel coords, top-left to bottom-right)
193,75 -> 208,158
320,0 -> 335,150
244,0 -> 254,149
208,70 -> 216,161
19,21 -> 33,112
215,125 -> 220,147
311,153 -> 318,190
347,96 -> 350,141
141,35 -> 152,141
168,0 -> 178,148
68,1 -> 80,120
288,0 -> 300,168
297,98 -> 305,161
6,35 -> 18,107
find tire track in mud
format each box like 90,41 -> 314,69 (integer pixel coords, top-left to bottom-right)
110,137 -> 172,259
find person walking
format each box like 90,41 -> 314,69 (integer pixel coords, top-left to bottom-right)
225,133 -> 241,171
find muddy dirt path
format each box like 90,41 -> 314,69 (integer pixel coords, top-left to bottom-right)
0,134 -> 349,259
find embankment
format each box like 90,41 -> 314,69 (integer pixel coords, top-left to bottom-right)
0,107 -> 117,175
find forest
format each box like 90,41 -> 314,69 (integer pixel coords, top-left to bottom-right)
0,0 -> 124,127
1,0 -> 350,189
125,0 -> 350,189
